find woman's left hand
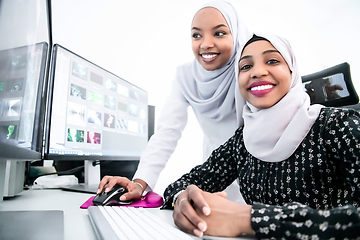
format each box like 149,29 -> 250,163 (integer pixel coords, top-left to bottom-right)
194,191 -> 254,237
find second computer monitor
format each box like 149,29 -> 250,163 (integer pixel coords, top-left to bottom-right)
45,44 -> 148,161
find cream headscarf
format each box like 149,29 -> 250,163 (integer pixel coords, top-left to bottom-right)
236,33 -> 323,162
177,1 -> 251,123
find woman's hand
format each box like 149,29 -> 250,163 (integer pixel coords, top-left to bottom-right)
97,176 -> 147,201
172,185 -> 211,237
194,191 -> 254,237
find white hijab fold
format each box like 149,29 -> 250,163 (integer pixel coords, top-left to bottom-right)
236,33 -> 323,162
177,1 -> 251,122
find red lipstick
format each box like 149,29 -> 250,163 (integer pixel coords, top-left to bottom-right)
248,81 -> 274,97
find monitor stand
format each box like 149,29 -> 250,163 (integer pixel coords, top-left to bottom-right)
60,160 -> 100,194
3,161 -> 26,198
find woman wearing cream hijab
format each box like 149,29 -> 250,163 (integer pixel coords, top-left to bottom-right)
163,33 -> 360,239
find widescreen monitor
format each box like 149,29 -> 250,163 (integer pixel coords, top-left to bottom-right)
44,44 -> 148,161
0,42 -> 48,159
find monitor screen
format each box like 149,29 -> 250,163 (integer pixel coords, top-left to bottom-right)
45,44 -> 148,160
0,42 -> 48,155
301,62 -> 358,107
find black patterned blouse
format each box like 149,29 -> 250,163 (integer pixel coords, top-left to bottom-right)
162,107 -> 360,239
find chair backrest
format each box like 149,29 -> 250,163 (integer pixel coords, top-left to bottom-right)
301,62 -> 359,108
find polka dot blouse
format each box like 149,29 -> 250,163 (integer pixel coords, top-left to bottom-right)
162,107 -> 360,239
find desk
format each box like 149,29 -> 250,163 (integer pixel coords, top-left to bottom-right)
0,189 -> 96,240
0,189 -> 188,240
0,189 -> 253,240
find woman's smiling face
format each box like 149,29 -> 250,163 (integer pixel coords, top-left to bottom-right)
238,40 -> 292,109
191,7 -> 234,71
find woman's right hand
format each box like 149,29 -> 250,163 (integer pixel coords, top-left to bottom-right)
97,176 -> 146,201
172,185 -> 211,237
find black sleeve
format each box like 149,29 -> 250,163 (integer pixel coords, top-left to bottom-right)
251,202 -> 360,239
325,109 -> 360,201
161,128 -> 244,209
251,109 -> 360,239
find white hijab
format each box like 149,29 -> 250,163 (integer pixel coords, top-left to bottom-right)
177,1 -> 251,123
236,33 -> 323,162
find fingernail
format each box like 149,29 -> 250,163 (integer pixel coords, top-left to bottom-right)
96,189 -> 101,194
193,229 -> 203,237
203,206 -> 211,216
120,195 -> 126,200
105,188 -> 110,192
198,222 -> 207,232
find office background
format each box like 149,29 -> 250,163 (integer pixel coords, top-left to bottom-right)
37,0 -> 360,194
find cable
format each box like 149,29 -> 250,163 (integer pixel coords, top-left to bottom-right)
34,160 -> 114,178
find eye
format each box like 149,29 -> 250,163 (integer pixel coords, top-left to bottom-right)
192,33 -> 201,39
267,59 -> 279,64
240,64 -> 252,71
215,31 -> 226,37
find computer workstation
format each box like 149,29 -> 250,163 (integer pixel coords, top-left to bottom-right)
1,39 -> 359,240
1,0 -> 360,239
2,53 -> 358,240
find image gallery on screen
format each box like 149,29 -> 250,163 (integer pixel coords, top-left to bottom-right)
58,48 -> 148,153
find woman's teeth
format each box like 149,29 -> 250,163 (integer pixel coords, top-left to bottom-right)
250,84 -> 273,91
202,54 -> 217,59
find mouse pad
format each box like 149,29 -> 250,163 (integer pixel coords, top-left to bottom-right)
80,191 -> 164,209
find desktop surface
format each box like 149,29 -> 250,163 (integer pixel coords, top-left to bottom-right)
0,189 -> 254,240
0,210 -> 64,240
0,189 -> 96,240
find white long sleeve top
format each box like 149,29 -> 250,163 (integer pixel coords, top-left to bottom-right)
133,1 -> 251,203
133,75 -> 238,191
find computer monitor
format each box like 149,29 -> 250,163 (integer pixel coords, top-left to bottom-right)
301,62 -> 359,107
0,42 -> 48,198
0,42 -> 48,157
0,0 -> 51,200
44,44 -> 149,162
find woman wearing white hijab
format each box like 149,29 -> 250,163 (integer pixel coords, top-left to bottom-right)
97,1 -> 251,203
163,33 -> 360,238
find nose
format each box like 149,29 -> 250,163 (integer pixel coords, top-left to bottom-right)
200,35 -> 214,50
251,63 -> 268,78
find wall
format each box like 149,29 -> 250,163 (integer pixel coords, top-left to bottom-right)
0,0 -> 48,50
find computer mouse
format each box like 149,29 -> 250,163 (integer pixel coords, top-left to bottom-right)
93,184 -> 133,206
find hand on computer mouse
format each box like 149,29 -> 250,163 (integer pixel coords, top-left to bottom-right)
93,184 -> 133,206
97,176 -> 146,201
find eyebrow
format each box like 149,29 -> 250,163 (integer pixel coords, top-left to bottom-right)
239,49 -> 281,61
191,24 -> 229,32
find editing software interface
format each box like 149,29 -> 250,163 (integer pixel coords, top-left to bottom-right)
0,43 -> 48,149
46,45 -> 148,159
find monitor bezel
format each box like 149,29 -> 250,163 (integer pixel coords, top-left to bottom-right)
31,42 -> 50,153
0,142 -> 41,161
43,44 -> 148,161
